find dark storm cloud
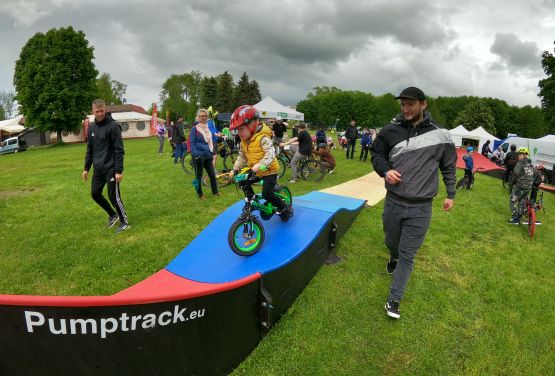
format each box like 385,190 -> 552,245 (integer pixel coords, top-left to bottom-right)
490,33 -> 540,69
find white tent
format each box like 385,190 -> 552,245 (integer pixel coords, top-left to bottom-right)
0,116 -> 25,134
254,96 -> 304,121
448,124 -> 468,147
536,134 -> 555,143
464,126 -> 499,153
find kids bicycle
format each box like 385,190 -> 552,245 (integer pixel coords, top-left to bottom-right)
228,167 -> 293,256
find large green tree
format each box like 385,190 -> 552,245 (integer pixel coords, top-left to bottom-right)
160,70 -> 202,123
538,42 -> 555,134
0,105 -> 5,121
454,100 -> 496,135
95,73 -> 127,105
13,26 -> 97,143
249,80 -> 262,104
216,71 -> 235,113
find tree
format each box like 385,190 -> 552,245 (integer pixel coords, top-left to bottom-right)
538,42 -> 555,134
216,71 -> 235,113
249,80 -> 262,104
200,76 -> 218,108
0,90 -> 17,119
111,80 -> 127,104
454,100 -> 496,135
160,74 -> 188,122
13,27 -> 97,143
233,72 -> 252,108
0,105 -> 5,121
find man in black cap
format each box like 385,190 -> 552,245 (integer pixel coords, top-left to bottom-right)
370,87 -> 457,319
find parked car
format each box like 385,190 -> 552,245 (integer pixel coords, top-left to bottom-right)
0,135 -> 27,155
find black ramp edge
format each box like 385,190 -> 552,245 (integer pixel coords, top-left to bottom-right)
260,207 -> 363,329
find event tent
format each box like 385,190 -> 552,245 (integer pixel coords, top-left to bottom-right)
537,134 -> 555,143
254,96 -> 304,121
448,124 -> 468,147
0,116 -> 24,134
463,126 -> 499,153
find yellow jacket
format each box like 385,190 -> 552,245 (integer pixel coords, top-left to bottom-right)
239,123 -> 279,177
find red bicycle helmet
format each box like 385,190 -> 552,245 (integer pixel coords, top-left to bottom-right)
230,105 -> 259,132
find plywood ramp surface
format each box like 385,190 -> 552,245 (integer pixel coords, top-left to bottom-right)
320,172 -> 386,206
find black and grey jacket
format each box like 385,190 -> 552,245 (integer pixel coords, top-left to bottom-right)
370,112 -> 457,206
84,113 -> 125,174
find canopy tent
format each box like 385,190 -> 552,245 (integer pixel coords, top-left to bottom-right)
0,116 -> 25,134
462,126 -> 499,153
448,124 -> 469,147
254,96 -> 304,121
536,134 -> 555,143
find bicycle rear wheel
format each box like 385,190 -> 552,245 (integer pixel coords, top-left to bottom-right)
181,152 -> 194,174
300,159 -> 324,181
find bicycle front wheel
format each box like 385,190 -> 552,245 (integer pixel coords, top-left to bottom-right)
278,157 -> 287,179
228,217 -> 265,256
223,150 -> 239,170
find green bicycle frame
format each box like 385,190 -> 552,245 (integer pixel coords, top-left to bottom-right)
250,191 -> 290,216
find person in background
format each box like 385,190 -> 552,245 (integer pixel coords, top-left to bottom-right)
503,144 -> 518,183
315,126 -> 327,150
462,146 -> 474,189
190,109 -> 220,199
173,117 -> 186,164
345,119 -> 358,159
168,121 -> 175,157
481,140 -> 492,158
359,127 -> 372,162
280,123 -> 312,183
207,115 -> 223,169
156,121 -> 166,155
272,117 -> 288,153
313,143 -> 336,174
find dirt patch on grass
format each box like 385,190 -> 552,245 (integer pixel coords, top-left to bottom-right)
0,187 -> 37,199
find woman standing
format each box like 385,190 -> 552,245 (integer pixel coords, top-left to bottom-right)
156,121 -> 166,155
190,109 -> 220,199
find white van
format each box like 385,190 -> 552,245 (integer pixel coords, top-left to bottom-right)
0,135 -> 27,155
500,136 -> 555,182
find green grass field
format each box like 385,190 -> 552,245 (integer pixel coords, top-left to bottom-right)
1,137 -> 554,375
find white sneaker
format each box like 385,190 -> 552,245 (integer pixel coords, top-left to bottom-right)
289,179 -> 297,183
328,169 -> 334,175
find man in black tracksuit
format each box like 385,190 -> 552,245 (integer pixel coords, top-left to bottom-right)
370,87 -> 457,319
345,120 -> 358,159
83,99 -> 130,233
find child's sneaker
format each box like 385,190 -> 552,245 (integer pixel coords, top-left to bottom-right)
328,169 -> 334,175
278,206 -> 294,222
508,218 -> 520,225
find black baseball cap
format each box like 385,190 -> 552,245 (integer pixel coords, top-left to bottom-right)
396,87 -> 426,101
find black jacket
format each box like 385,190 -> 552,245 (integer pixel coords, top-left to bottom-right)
370,112 -> 457,206
173,122 -> 185,144
345,125 -> 358,140
84,113 -> 124,174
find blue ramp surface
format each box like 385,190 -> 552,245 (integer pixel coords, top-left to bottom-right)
166,192 -> 365,284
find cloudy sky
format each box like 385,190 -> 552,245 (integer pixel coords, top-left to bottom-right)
1,0 -> 554,112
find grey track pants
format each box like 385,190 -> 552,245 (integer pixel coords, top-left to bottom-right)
382,198 -> 432,301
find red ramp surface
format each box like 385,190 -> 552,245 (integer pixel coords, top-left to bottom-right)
456,148 -> 504,172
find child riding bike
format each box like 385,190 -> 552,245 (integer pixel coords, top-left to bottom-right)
229,105 -> 293,221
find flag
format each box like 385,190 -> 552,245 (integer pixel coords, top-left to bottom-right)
150,102 -> 158,136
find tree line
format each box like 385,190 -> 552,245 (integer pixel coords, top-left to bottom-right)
297,86 -> 550,139
155,70 -> 261,124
